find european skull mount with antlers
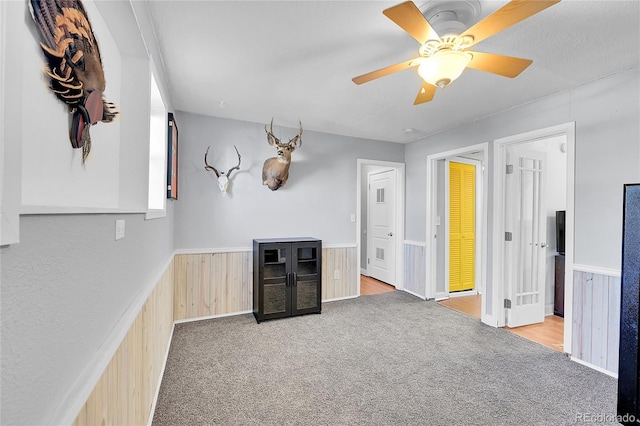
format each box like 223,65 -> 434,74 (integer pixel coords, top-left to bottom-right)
262,119 -> 303,191
204,145 -> 241,196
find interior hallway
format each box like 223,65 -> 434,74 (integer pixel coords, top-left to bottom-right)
439,294 -> 564,352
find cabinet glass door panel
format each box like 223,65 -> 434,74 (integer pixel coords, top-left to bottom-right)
297,247 -> 316,260
263,283 -> 287,315
263,263 -> 286,278
295,246 -> 317,276
259,244 -> 291,319
296,279 -> 318,310
292,242 -> 320,314
263,248 -> 287,278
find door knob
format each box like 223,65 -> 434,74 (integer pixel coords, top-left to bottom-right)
388,232 -> 393,237
540,242 -> 547,248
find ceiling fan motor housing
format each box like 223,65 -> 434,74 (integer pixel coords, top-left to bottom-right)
419,0 -> 481,38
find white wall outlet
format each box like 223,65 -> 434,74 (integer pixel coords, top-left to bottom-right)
350,214 -> 356,223
333,270 -> 340,280
115,219 -> 125,240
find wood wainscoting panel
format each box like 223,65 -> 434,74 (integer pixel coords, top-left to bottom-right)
322,246 -> 357,300
173,252 -> 252,321
73,259 -> 175,426
404,242 -> 426,298
572,269 -> 621,374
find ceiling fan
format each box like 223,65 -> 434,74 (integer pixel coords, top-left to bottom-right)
352,0 -> 560,105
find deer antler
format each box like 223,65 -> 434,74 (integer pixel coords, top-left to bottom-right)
205,145 -> 242,178
292,120 -> 303,148
265,118 -> 281,146
204,146 -> 221,177
226,145 -> 242,178
265,118 -> 303,148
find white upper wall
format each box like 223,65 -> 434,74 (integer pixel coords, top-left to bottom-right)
173,113 -> 405,249
405,67 -> 640,270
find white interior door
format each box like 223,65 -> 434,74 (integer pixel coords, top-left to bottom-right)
367,168 -> 396,286
505,147 -> 547,327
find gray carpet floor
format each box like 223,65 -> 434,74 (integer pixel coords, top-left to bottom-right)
152,291 -> 618,426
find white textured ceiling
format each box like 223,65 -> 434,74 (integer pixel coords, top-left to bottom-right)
144,0 -> 640,143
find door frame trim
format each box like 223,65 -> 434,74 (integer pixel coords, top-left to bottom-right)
357,159 -> 405,296
492,122 -> 575,353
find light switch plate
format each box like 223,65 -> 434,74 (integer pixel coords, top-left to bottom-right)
115,220 -> 125,240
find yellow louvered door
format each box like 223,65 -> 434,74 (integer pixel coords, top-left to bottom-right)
449,162 -> 475,292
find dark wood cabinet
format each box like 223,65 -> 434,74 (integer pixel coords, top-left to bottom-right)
253,238 -> 322,323
554,254 -> 565,317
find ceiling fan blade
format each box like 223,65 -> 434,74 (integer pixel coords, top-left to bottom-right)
459,0 -> 560,48
383,1 -> 440,44
414,82 -> 436,105
352,58 -> 419,85
466,51 -> 533,78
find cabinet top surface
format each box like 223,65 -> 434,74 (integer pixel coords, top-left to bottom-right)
253,237 -> 321,244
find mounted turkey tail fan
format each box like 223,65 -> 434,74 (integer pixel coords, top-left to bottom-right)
352,0 -> 560,104
28,0 -> 119,162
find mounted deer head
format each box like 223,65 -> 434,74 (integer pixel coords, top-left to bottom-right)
204,145 -> 241,196
262,119 -> 303,191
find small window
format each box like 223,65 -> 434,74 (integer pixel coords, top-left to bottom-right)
146,71 -> 167,219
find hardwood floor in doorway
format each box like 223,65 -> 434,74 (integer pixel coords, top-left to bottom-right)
361,275 -> 395,296
438,294 -> 564,352
439,294 -> 482,319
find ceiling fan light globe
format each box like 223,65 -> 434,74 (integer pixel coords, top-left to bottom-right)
417,50 -> 471,88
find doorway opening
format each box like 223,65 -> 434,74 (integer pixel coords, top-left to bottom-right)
492,123 -> 575,353
426,143 -> 489,320
356,159 -> 405,296
360,275 -> 395,296
447,158 -> 482,296
367,168 -> 398,285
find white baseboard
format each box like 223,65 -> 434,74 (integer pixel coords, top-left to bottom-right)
174,310 -> 253,324
147,322 -> 175,426
402,288 -> 427,300
323,295 -> 358,303
570,356 -> 618,378
448,289 -> 478,298
545,303 -> 554,316
435,292 -> 449,301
